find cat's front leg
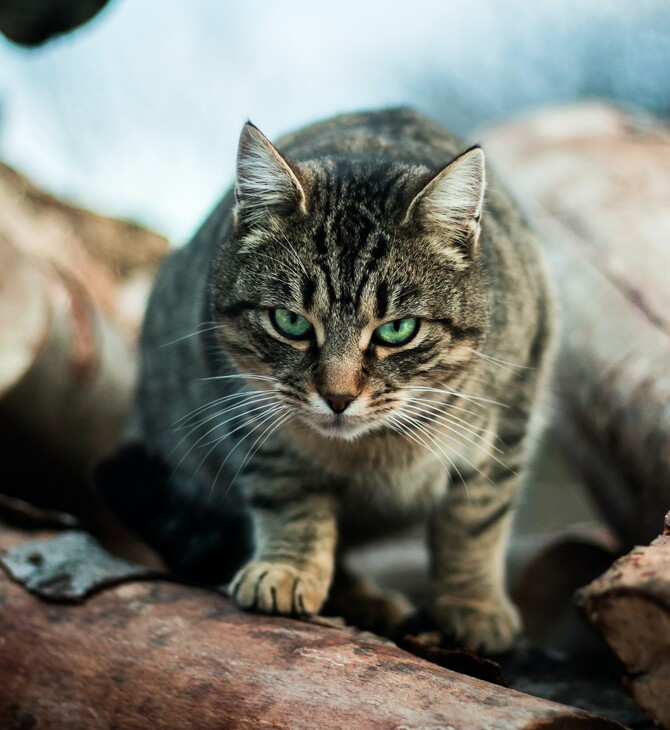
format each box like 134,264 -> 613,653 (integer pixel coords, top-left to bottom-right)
230,492 -> 336,617
428,461 -> 521,653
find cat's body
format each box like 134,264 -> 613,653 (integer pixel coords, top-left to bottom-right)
99,108 -> 552,652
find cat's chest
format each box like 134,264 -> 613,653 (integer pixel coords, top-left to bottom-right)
294,429 -> 455,519
342,457 -> 449,521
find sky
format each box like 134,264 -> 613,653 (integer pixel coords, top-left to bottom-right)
0,0 -> 668,243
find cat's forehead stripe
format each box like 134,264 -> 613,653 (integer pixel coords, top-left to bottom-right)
304,172 -> 400,318
301,277 -> 316,312
375,281 -> 389,320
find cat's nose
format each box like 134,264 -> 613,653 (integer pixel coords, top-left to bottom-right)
322,393 -> 356,414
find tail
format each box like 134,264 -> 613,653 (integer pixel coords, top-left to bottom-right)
93,440 -> 252,585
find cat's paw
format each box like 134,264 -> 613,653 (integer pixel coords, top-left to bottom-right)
230,561 -> 329,617
324,574 -> 413,638
431,594 -> 521,654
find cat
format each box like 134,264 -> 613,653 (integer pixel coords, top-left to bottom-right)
96,108 -> 552,653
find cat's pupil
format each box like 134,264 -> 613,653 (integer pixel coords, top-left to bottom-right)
393,320 -> 401,332
289,312 -> 298,325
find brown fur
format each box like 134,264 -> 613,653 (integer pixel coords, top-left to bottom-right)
115,108 -> 553,653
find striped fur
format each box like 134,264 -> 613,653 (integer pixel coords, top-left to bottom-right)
120,108 -> 553,653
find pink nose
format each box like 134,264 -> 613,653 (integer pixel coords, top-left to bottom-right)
322,394 -> 355,414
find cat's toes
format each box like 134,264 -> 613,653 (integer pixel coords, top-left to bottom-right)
431,594 -> 521,654
230,561 -> 328,617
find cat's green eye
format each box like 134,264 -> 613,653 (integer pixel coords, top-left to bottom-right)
271,308 -> 313,340
374,317 -> 419,346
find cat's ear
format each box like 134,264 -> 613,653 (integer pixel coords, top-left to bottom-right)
405,146 -> 485,260
234,122 -> 307,230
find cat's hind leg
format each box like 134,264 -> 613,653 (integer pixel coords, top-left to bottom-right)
323,563 -> 413,639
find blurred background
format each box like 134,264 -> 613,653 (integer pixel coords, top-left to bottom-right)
1,0 -> 669,244
1,2 -> 670,723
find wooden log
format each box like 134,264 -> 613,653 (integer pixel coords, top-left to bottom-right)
577,512 -> 670,729
0,162 -> 168,340
0,234 -> 136,474
0,163 -> 168,504
0,526 -> 624,730
482,103 -> 670,547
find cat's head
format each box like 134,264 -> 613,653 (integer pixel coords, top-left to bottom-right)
210,121 -> 490,441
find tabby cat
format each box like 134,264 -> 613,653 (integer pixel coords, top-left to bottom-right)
98,108 -> 552,653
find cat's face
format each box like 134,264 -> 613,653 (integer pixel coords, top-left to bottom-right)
210,124 -> 489,441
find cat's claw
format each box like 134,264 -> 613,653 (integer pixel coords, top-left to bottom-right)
230,561 -> 329,617
431,594 -> 521,654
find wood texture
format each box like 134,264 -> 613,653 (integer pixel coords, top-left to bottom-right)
483,103 -> 670,547
0,525 -> 625,730
577,513 -> 670,729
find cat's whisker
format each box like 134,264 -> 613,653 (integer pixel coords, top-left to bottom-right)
468,349 -> 534,373
170,398 -> 282,473
171,393 -> 279,449
396,410 -> 492,487
195,404 -> 288,494
159,322 -> 221,348
177,396 -> 280,440
195,399 -> 285,447
393,411 -> 465,478
174,389 -> 277,427
401,409 -> 502,458
404,394 -> 487,422
177,389 -> 278,423
225,409 -> 293,496
207,405 -> 290,503
387,415 -> 448,471
388,414 -> 461,483
406,386 -> 507,409
198,373 -> 279,384
405,406 -> 510,480
402,400 -> 503,453
401,394 -> 485,422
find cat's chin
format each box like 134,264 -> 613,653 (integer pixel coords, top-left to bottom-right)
305,416 -> 382,442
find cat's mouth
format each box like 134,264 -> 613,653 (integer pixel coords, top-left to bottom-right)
304,412 -> 383,441
296,393 -> 385,440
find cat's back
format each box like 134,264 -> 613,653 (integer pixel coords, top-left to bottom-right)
129,190 -> 235,447
277,107 -> 464,166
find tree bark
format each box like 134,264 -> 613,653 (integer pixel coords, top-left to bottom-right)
0,522 -> 625,730
577,513 -> 670,729
482,103 -> 670,547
